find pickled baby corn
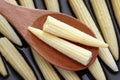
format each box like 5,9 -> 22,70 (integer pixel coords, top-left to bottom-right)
44,0 -> 60,12
55,66 -> 81,80
0,37 -> 36,80
32,48 -> 60,80
90,0 -> 119,60
69,0 -> 118,72
7,0 -> 18,5
0,15 -> 22,46
43,16 -> 108,48
28,27 -> 92,66
111,0 -> 120,29
0,56 -> 7,76
18,0 -> 35,9
88,58 -> 106,80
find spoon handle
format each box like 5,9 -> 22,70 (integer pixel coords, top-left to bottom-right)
0,0 -> 48,34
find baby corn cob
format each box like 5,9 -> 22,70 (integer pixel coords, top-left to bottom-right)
88,58 -> 106,80
32,48 -> 60,80
0,56 -> 7,76
18,0 -> 35,9
111,0 -> 120,29
43,16 -> 108,48
69,0 -> 118,71
0,37 -> 36,80
90,0 -> 119,60
55,66 -> 81,80
0,15 -> 22,46
28,27 -> 92,66
44,0 -> 60,12
7,0 -> 18,5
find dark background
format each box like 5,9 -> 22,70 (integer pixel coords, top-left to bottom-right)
0,0 -> 120,80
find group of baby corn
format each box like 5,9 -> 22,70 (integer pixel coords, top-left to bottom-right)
0,0 -> 119,80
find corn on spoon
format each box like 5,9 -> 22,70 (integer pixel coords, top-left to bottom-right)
0,0 -> 99,70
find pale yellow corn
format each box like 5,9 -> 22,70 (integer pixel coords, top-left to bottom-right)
69,0 -> 118,71
43,16 -> 108,48
18,0 -> 35,9
32,48 -> 60,80
111,0 -> 120,29
55,66 -> 81,80
28,27 -> 92,66
0,15 -> 22,46
44,0 -> 60,12
90,0 -> 119,60
7,0 -> 18,5
0,37 -> 36,80
88,58 -> 106,80
0,56 -> 7,76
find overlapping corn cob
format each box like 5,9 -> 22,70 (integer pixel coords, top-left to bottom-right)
111,0 -> 120,29
0,56 -> 7,76
32,48 -> 60,80
0,15 -> 22,46
55,66 -> 80,80
90,0 -> 119,60
18,0 -> 35,9
44,0 -> 60,12
7,0 -> 18,5
28,27 -> 92,66
0,37 -> 36,80
69,0 -> 118,72
88,58 -> 106,80
43,16 -> 108,48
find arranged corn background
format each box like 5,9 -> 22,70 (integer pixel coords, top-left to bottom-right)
0,0 -> 120,80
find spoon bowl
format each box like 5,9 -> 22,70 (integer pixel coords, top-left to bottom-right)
0,0 -> 98,71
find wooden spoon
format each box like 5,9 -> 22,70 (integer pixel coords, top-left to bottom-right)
0,0 -> 98,71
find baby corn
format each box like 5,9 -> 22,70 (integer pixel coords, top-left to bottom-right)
7,0 -> 18,5
0,37 -> 36,80
43,16 -> 108,48
44,0 -> 60,12
88,58 -> 106,80
111,0 -> 120,29
90,0 -> 119,60
69,0 -> 118,71
18,0 -> 35,9
0,15 -> 22,46
28,27 -> 92,66
32,48 -> 60,80
0,56 -> 7,76
55,66 -> 81,80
